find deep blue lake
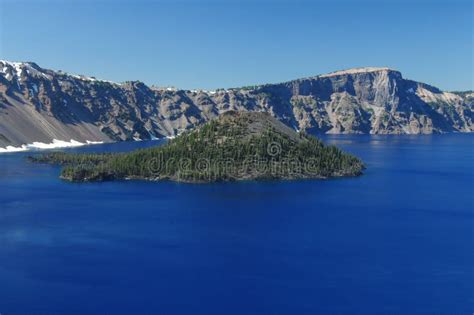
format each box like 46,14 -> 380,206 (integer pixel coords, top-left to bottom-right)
0,135 -> 472,315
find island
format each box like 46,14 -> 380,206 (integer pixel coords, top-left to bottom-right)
29,111 -> 365,183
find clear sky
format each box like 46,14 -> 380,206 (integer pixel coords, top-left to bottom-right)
0,0 -> 472,91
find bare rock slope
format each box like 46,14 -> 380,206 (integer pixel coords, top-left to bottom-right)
0,61 -> 472,147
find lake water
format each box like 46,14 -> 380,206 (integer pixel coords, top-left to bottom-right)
0,135 -> 472,315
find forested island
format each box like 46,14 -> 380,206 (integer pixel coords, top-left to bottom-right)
29,112 -> 365,183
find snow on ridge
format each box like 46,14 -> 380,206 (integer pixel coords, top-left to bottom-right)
71,74 -> 97,82
0,139 -> 104,154
319,67 -> 393,78
0,60 -> 119,85
0,60 -> 50,80
187,89 -> 227,94
0,60 -> 24,79
0,60 -> 24,70
67,73 -> 120,85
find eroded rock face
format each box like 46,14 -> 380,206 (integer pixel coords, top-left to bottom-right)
0,62 -> 472,147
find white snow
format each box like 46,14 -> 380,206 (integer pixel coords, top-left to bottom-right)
0,60 -> 50,80
0,139 -> 104,154
148,131 -> 159,140
29,139 -> 85,149
71,74 -> 97,82
14,64 -> 23,81
0,60 -> 26,80
188,89 -> 219,95
319,67 -> 392,78
0,145 -> 28,153
166,129 -> 185,139
65,73 -> 120,85
1,60 -> 119,85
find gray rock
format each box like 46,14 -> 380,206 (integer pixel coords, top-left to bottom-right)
0,61 -> 472,147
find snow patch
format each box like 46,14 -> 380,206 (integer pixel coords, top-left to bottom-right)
0,60 -> 118,85
0,139 -> 104,154
148,131 -> 159,140
13,63 -> 23,80
71,74 -> 119,85
71,74 -> 97,82
86,140 -> 104,145
0,60 -> 50,80
0,146 -> 28,153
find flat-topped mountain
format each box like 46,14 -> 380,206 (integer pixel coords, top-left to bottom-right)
318,67 -> 394,77
1,60 -> 472,148
30,111 -> 365,182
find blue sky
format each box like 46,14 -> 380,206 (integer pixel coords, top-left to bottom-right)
0,0 -> 472,90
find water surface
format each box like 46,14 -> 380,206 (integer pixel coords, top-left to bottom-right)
0,135 -> 473,315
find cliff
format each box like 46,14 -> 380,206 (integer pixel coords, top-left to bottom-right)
1,61 -> 472,148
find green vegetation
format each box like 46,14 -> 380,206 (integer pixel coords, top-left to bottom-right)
29,112 -> 364,183
240,85 -> 260,91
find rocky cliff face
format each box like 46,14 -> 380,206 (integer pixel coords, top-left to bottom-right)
0,61 -> 472,147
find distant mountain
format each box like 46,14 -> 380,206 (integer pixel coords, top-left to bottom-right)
0,60 -> 472,147
30,111 -> 364,183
